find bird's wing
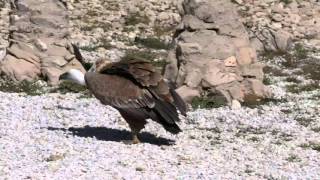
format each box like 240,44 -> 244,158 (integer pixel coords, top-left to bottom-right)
98,58 -> 162,87
99,59 -> 187,112
90,59 -> 187,133
85,72 -> 155,109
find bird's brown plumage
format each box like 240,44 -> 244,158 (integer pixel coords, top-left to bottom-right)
84,58 -> 186,143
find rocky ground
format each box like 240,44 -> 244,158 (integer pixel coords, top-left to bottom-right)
0,46 -> 319,179
0,68 -> 319,179
0,0 -> 320,179
67,0 -> 181,63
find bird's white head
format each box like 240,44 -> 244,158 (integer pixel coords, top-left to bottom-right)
59,69 -> 86,86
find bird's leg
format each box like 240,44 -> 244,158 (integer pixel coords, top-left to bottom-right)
131,129 -> 141,144
117,109 -> 147,145
122,128 -> 141,145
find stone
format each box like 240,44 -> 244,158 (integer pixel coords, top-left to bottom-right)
287,13 -> 301,24
0,48 -> 6,61
0,55 -> 40,81
250,38 -> 264,52
271,4 -> 285,14
215,81 -> 245,103
232,38 -> 251,48
185,68 -> 202,88
164,51 -> 179,82
164,0 -> 266,105
177,42 -> 202,57
182,15 -> 218,31
16,1 -> 30,11
47,45 -> 71,57
239,62 -> 265,80
271,13 -> 283,22
34,39 -> 47,51
175,85 -> 200,103
242,79 -> 271,103
235,47 -> 256,65
179,30 -> 237,60
233,0 -> 243,5
63,58 -> 86,74
42,56 -> 68,67
224,56 -> 237,67
7,44 -> 40,66
272,30 -> 292,51
231,99 -> 241,109
127,32 -> 136,42
270,22 -> 282,29
0,0 -> 76,84
64,54 -> 75,62
202,60 -> 238,86
41,67 -> 62,86
11,32 -> 31,42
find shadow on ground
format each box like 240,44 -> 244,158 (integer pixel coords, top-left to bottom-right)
48,126 -> 175,146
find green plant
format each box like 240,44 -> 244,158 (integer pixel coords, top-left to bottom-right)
79,45 -> 99,52
122,50 -> 157,62
286,154 -> 301,162
248,136 -> 259,142
263,66 -> 288,76
263,76 -> 272,85
280,0 -> 293,4
311,127 -> 320,133
300,142 -> 320,152
0,80 -> 46,96
124,12 -> 150,26
52,81 -> 88,94
79,38 -> 112,52
293,43 -> 308,59
0,1 -> 5,8
191,96 -> 227,109
80,20 -> 111,32
134,37 -> 170,50
286,77 -> 301,83
153,25 -> 174,37
301,60 -> 320,80
242,97 -> 287,108
122,26 -> 135,33
99,38 -> 113,49
260,51 -> 287,61
104,2 -> 120,11
286,82 -> 319,94
295,117 -> 314,127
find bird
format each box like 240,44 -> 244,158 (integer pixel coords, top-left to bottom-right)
59,44 -> 187,144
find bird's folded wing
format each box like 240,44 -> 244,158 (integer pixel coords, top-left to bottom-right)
99,59 -> 162,87
85,72 -> 155,108
96,59 -> 183,111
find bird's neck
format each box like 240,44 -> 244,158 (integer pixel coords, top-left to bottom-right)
70,71 -> 86,86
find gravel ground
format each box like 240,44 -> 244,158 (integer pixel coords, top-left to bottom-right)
0,90 -> 319,179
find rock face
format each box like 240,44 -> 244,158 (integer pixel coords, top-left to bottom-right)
0,0 -> 85,85
236,0 -> 320,51
0,1 -> 10,60
164,0 -> 270,105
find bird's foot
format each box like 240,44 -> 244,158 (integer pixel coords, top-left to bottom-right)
132,136 -> 141,144
122,134 -> 141,145
122,139 -> 140,145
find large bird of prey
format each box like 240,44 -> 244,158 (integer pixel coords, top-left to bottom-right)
59,45 -> 187,144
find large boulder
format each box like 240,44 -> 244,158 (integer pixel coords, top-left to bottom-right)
0,55 -> 40,81
164,0 -> 271,105
0,0 -> 85,85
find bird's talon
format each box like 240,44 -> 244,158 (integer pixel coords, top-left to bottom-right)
122,140 -> 140,145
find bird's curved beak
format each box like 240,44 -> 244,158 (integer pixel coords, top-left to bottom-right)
59,72 -> 70,81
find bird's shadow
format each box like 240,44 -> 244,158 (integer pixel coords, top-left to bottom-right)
48,126 -> 175,146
